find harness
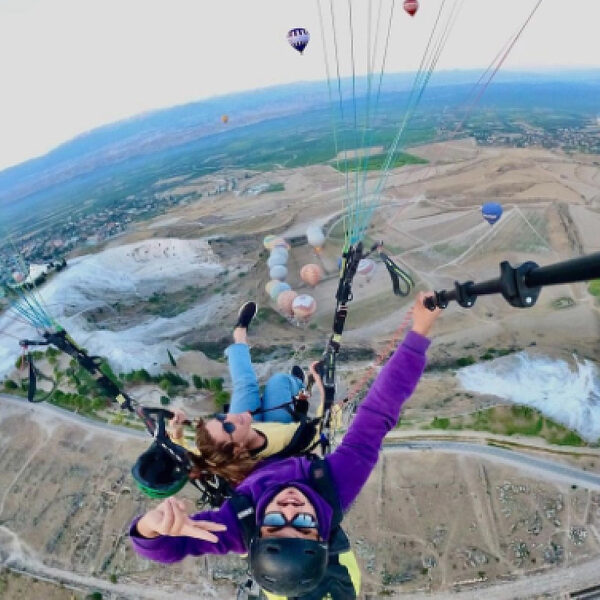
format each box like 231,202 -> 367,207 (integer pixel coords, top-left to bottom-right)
230,457 -> 357,600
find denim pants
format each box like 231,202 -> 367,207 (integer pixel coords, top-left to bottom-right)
224,343 -> 303,423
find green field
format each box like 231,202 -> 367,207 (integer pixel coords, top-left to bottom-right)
427,404 -> 589,447
333,151 -> 427,172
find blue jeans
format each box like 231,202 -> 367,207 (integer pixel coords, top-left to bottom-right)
224,343 -> 303,423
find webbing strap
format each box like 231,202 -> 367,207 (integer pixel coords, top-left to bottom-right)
309,458 -> 343,530
229,493 -> 256,548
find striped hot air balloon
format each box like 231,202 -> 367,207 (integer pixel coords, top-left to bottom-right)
287,28 -> 310,54
403,0 -> 419,17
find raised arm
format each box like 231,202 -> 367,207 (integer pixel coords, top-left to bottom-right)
326,292 -> 441,510
130,497 -> 244,563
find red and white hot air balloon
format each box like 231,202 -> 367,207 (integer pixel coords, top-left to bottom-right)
300,263 -> 323,287
357,258 -> 375,277
292,294 -> 317,321
403,0 -> 419,17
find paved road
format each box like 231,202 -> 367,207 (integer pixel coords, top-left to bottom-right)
385,440 -> 600,490
3,392 -> 600,489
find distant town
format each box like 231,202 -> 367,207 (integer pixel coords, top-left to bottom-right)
467,121 -> 600,153
2,117 -> 599,290
0,173 -> 255,288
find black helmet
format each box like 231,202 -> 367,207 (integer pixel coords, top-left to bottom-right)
249,537 -> 328,596
131,441 -> 189,499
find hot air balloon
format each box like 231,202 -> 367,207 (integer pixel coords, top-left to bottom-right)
221,114 -> 229,124
263,235 -> 278,250
270,265 -> 288,281
357,258 -> 375,277
292,294 -> 317,321
265,280 -> 279,296
481,202 -> 503,225
263,235 -> 289,250
277,289 -> 298,317
403,0 -> 419,16
300,264 -> 323,287
287,28 -> 310,55
306,225 -> 325,251
267,249 -> 289,269
269,281 -> 291,302
270,246 -> 289,261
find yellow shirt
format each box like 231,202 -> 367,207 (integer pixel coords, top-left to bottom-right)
251,421 -> 313,458
171,420 -> 317,459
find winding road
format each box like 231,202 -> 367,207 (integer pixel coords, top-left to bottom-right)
385,440 -> 600,490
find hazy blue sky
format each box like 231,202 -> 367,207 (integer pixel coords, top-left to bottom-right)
1,0 -> 599,172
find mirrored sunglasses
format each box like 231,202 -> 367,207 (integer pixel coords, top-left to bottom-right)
261,512 -> 319,531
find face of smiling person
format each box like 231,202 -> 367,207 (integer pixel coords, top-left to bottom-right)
204,411 -> 253,446
260,487 -> 320,541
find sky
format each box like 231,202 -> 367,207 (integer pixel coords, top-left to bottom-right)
0,0 -> 599,172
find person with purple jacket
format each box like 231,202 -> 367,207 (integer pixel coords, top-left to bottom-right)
129,293 -> 441,599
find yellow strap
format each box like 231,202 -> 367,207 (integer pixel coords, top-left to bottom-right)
339,549 -> 362,595
261,591 -> 286,600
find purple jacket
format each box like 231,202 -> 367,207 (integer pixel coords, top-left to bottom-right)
130,330 -> 430,562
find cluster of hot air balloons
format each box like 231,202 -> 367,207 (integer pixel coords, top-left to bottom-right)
263,234 -> 317,322
263,224 -> 329,323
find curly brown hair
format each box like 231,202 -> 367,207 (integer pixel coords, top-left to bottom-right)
186,418 -> 258,486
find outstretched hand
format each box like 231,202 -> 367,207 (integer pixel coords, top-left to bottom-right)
168,408 -> 188,439
410,291 -> 442,337
137,497 -> 227,542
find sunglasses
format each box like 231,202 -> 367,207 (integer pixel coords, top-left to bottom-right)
261,512 -> 319,531
214,413 -> 236,436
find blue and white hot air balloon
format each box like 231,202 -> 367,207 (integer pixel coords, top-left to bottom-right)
287,28 -> 310,55
481,202 -> 503,226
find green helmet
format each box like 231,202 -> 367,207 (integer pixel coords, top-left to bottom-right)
132,441 -> 189,499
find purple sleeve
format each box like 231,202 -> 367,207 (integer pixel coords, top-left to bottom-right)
326,330 -> 430,511
129,501 -> 246,563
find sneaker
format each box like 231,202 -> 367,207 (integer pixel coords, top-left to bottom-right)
235,301 -> 257,330
291,365 -> 306,386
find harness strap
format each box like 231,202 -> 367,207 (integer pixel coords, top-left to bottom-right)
229,493 -> 256,549
308,458 -> 343,530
